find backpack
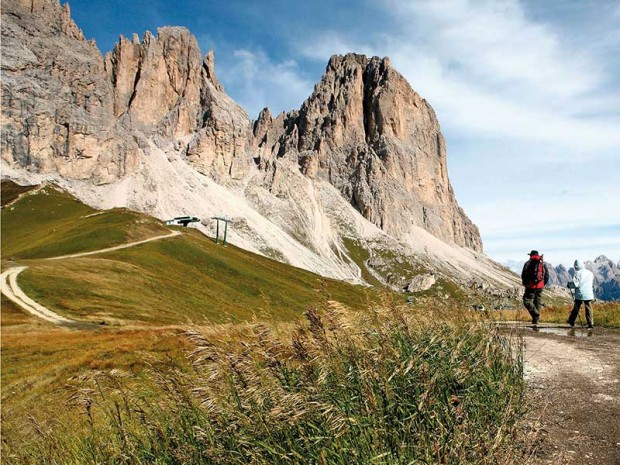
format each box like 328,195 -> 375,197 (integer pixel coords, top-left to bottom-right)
525,256 -> 544,284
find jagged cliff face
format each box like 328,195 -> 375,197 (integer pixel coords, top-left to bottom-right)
252,54 -> 481,251
103,29 -> 252,181
104,29 -> 205,134
1,0 -> 251,184
2,0 -> 502,289
0,0 -> 134,183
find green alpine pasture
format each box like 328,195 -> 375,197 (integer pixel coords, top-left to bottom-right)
1,183 -> 169,260
20,229 -> 377,325
2,183 -> 377,325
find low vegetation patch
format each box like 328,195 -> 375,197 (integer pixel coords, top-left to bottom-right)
341,237 -> 383,287
3,306 -> 526,464
1,186 -> 169,260
0,180 -> 38,207
495,301 -> 620,328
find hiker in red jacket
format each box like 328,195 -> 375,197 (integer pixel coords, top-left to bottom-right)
521,250 -> 550,325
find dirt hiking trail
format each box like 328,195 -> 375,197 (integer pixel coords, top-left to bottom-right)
509,324 -> 620,465
0,230 -> 181,324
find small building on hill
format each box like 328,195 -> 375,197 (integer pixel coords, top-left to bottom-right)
165,216 -> 200,227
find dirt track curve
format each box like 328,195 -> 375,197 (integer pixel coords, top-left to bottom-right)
0,230 -> 181,324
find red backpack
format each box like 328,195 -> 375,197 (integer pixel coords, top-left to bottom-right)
526,255 -> 545,285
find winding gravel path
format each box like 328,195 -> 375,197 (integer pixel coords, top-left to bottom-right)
522,327 -> 620,465
500,323 -> 620,464
1,230 -> 181,324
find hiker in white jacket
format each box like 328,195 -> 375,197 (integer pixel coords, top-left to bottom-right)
567,260 -> 595,328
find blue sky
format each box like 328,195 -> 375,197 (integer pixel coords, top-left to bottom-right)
68,0 -> 620,267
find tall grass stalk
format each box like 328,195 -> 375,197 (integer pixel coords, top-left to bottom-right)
3,305 -> 525,464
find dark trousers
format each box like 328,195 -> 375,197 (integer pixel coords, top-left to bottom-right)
568,300 -> 594,327
523,288 -> 543,322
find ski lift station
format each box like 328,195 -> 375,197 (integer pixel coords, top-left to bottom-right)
165,216 -> 200,227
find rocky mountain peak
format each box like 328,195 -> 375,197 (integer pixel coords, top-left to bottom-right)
593,255 -> 613,266
251,51 -> 482,251
325,53 -> 392,74
14,0 -> 86,41
2,2 -> 494,289
104,26 -> 205,136
203,49 -> 224,92
297,53 -> 397,152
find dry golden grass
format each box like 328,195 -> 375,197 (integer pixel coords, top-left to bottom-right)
492,300 -> 620,327
1,321 -> 190,418
3,303 -> 527,465
0,295 -> 43,327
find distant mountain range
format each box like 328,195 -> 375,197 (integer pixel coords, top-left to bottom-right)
504,256 -> 620,301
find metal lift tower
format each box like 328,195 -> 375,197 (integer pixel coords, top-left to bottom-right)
212,217 -> 231,245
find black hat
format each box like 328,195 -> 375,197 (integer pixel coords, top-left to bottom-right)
528,250 -> 539,255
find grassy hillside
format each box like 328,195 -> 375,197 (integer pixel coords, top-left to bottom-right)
1,184 -> 170,260
0,180 -> 38,206
1,184 -> 378,444
21,229 -> 377,325
3,184 -> 377,326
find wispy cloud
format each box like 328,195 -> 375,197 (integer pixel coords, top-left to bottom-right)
216,48 -> 314,118
394,1 -> 602,99
300,0 -> 620,154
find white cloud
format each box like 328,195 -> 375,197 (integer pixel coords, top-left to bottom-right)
217,49 -> 314,118
394,0 -> 602,99
388,46 -> 620,154
301,0 -> 620,154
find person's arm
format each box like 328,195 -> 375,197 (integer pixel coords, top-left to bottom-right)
521,262 -> 528,286
543,263 -> 550,286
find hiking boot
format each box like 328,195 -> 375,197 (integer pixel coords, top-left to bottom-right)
587,326 -> 594,330
566,320 -> 574,327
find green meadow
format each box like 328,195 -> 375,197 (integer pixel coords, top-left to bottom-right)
19,230 -> 377,325
1,182 -> 536,464
1,182 -> 170,260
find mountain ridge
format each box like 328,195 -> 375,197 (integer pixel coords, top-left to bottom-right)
1,0 -> 520,294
